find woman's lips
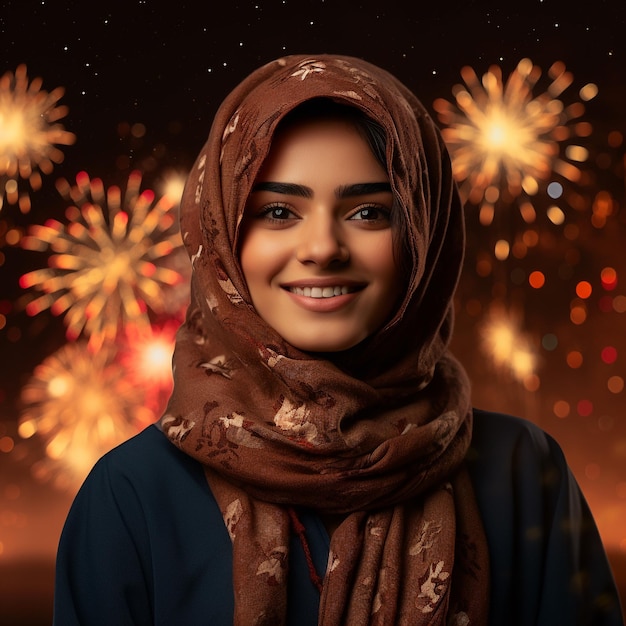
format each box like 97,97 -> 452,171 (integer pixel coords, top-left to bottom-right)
281,282 -> 364,312
287,285 -> 353,298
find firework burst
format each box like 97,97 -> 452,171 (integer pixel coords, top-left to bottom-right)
18,341 -> 152,488
20,169 -> 186,350
433,58 -> 597,226
0,64 -> 76,213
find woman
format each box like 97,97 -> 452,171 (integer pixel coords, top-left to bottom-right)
53,54 -> 623,625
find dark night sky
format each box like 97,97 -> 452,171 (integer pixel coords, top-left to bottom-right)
1,1 -> 626,622
3,0 -> 625,171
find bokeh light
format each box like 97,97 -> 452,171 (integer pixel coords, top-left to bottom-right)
480,306 -> 538,387
118,319 -> 181,417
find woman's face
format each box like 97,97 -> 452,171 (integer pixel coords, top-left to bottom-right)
239,117 -> 403,352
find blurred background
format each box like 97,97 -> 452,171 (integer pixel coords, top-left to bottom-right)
1,1 -> 625,623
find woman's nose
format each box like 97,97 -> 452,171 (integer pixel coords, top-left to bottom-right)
295,213 -> 349,267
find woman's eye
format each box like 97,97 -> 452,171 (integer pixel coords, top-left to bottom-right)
261,205 -> 297,221
349,206 -> 390,221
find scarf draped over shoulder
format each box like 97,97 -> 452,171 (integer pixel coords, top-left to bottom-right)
160,53 -> 489,626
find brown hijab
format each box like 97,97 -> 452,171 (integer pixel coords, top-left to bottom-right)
160,54 -> 489,625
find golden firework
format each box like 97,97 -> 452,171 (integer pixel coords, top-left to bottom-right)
433,58 -> 597,225
0,64 -> 76,213
18,341 -> 152,488
20,169 -> 186,350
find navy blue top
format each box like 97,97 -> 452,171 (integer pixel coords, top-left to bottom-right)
53,409 -> 624,625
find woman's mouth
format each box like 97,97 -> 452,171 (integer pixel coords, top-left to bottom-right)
286,285 -> 354,298
280,282 -> 365,312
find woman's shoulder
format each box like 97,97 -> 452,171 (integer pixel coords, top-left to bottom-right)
467,410 -> 624,625
472,406 -> 552,436
99,422 -> 174,464
470,407 -> 565,464
467,407 -> 572,502
84,423 -> 213,506
94,423 -> 178,472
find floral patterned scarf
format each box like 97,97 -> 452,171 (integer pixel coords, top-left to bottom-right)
160,54 -> 489,625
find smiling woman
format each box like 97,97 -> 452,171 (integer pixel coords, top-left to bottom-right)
52,54 -> 624,626
240,105 -> 402,352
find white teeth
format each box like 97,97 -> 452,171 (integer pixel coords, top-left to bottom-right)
289,286 -> 351,298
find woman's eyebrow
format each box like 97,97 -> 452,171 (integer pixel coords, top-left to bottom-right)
335,182 -> 392,198
250,181 -> 392,198
251,182 -> 312,197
